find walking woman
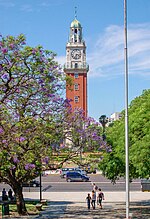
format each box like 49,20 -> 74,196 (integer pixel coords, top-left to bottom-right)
91,190 -> 96,209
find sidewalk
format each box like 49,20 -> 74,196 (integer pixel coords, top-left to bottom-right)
23,191 -> 150,203
25,191 -> 150,219
2,192 -> 150,219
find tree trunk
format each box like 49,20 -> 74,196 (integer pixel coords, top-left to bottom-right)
12,184 -> 27,215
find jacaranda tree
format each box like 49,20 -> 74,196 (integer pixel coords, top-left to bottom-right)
0,34 -> 67,215
0,34 -> 111,215
50,107 -> 112,167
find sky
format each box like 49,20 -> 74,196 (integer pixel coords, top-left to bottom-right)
0,0 -> 150,121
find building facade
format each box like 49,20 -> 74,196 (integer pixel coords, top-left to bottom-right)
64,17 -> 89,117
110,112 -> 122,122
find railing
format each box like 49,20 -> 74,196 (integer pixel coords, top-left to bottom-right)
64,63 -> 89,71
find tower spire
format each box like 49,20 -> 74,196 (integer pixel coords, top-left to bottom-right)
75,6 -> 77,19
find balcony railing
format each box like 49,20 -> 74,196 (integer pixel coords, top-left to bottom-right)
64,63 -> 89,71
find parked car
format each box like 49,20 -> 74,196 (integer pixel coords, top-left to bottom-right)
60,168 -> 87,178
66,171 -> 90,182
22,180 -> 40,187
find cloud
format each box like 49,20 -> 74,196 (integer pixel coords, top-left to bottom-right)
38,0 -> 65,7
57,23 -> 150,79
87,23 -> 150,78
20,4 -> 33,12
19,0 -> 65,13
0,0 -> 15,7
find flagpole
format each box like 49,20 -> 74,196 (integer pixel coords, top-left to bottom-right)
124,0 -> 130,218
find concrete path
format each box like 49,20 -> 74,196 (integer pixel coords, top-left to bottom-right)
2,191 -> 150,219
23,191 -> 150,203
24,191 -> 150,219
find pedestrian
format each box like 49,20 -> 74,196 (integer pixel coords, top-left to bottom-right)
8,189 -> 13,200
2,188 -> 8,201
91,190 -> 96,209
86,193 -> 91,210
92,183 -> 98,192
97,188 -> 104,209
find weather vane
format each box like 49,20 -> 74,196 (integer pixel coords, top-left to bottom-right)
75,6 -> 77,19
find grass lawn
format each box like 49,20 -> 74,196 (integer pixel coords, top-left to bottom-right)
0,201 -> 46,217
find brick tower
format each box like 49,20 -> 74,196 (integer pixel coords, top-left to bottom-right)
64,16 -> 89,117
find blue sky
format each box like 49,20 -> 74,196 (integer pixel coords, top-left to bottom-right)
0,0 -> 150,121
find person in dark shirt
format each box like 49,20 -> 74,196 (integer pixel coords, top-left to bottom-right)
8,189 -> 13,200
2,188 -> 8,201
97,188 -> 104,209
86,193 -> 91,210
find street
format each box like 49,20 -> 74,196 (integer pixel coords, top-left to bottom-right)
0,174 -> 141,193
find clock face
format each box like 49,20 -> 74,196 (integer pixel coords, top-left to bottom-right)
71,49 -> 81,60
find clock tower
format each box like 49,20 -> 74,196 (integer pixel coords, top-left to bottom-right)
64,16 -> 89,117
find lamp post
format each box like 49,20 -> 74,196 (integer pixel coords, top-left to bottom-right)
124,0 -> 130,218
39,173 -> 42,201
99,115 -> 108,140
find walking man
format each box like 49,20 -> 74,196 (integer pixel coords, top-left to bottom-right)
97,188 -> 104,209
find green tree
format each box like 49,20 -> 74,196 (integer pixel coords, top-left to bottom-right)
99,89 -> 150,182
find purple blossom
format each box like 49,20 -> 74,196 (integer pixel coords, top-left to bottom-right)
21,41 -> 26,45
47,93 -> 55,98
9,43 -> 15,49
0,64 -> 3,71
2,140 -> 7,143
25,163 -> 35,170
2,73 -> 9,80
0,128 -> 4,134
16,137 -> 25,142
20,137 -> 25,142
2,48 -> 8,54
13,157 -> 20,163
42,156 -> 49,164
32,49 -> 37,54
10,166 -> 16,170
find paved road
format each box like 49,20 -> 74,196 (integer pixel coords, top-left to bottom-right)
40,174 -> 141,192
0,174 -> 141,193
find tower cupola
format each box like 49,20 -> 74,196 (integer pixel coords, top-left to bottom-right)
71,19 -> 81,28
69,18 -> 82,43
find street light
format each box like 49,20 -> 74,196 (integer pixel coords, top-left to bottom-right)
99,115 -> 108,140
39,173 -> 42,201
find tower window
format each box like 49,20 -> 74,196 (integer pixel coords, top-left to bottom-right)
74,83 -> 79,91
75,29 -> 77,33
75,63 -> 78,68
74,73 -> 78,78
74,96 -> 79,103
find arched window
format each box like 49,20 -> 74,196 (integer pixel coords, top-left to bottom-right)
75,63 -> 78,68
